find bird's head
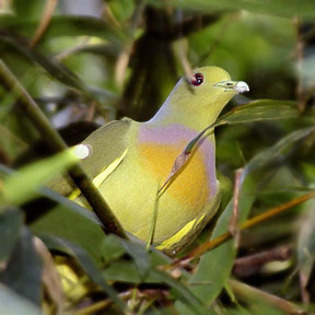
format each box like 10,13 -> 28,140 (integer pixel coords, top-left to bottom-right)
151,66 -> 249,130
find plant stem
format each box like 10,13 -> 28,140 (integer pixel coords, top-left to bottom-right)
0,60 -> 127,238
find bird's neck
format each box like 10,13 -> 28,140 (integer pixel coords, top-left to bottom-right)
147,96 -> 224,132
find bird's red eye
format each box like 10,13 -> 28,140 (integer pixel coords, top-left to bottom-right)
191,73 -> 204,86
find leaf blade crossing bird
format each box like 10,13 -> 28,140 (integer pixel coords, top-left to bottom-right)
51,66 -> 249,255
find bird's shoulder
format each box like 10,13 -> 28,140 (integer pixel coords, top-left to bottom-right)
80,118 -> 135,179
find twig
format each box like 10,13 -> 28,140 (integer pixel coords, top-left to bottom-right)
229,168 -> 243,238
233,245 -> 292,278
30,0 -> 59,48
0,60 -> 127,238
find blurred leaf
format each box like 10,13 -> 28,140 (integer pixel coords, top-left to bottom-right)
243,127 -> 314,175
0,33 -> 91,94
12,0 -> 45,19
0,15 -> 124,42
0,149 -> 79,206
297,205 -> 315,302
0,208 -> 23,262
40,234 -> 125,311
0,283 -> 41,315
100,234 -> 126,264
150,0 -> 315,20
0,227 -> 42,306
216,100 -> 298,126
119,237 -> 151,278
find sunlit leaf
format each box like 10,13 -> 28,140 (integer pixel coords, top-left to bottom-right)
0,149 -> 79,206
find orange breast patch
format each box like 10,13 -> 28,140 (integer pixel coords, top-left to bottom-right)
138,142 -> 210,208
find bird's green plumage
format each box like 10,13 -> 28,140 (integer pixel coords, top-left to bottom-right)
50,66 -> 249,255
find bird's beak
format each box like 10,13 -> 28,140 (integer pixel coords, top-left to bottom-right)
214,80 -> 250,94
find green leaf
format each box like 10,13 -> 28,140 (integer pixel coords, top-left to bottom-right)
243,127 -> 314,175
150,0 -> 315,20
216,100 -> 298,126
29,194 -> 105,264
0,283 -> 41,315
0,33 -> 91,95
0,149 -> 79,207
0,15 -> 124,42
0,228 -> 42,306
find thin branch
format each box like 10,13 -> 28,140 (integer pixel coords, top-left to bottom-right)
30,0 -> 59,48
0,60 -> 127,238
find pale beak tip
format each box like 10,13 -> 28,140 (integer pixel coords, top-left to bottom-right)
234,81 -> 250,93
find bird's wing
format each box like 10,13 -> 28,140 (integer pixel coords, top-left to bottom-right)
48,118 -> 132,196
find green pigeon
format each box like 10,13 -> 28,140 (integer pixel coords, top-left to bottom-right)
51,66 -> 249,255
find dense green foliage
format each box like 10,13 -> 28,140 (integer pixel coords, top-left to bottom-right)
0,0 -> 314,314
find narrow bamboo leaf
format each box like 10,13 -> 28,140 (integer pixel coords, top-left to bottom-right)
0,283 -> 41,315
40,234 -> 125,311
0,15 -> 124,42
0,227 -> 42,306
0,208 -> 23,262
215,100 -> 298,126
0,149 -> 79,206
